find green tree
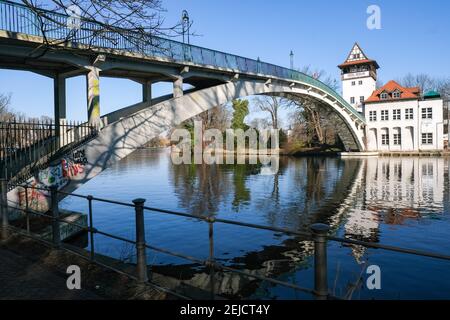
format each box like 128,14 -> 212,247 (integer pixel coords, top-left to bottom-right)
231,99 -> 250,131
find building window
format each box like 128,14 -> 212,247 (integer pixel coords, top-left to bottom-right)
350,97 -> 355,104
381,110 -> 389,121
380,92 -> 388,100
358,80 -> 363,85
381,134 -> 389,145
421,107 -> 432,119
360,96 -> 365,103
351,81 -> 355,86
393,109 -> 401,120
393,133 -> 401,145
393,91 -> 401,99
421,133 -> 433,145
405,108 -> 414,120
369,111 -> 377,121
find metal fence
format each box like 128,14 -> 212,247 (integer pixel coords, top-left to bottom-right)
0,0 -> 364,122
0,118 -> 98,187
2,182 -> 450,300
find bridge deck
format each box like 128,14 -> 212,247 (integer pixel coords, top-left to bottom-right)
0,0 -> 364,123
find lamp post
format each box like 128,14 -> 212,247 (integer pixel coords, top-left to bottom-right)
182,10 -> 190,45
290,50 -> 294,70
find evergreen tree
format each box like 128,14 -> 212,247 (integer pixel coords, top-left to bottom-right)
231,99 -> 250,131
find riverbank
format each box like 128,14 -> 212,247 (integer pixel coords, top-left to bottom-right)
144,146 -> 342,157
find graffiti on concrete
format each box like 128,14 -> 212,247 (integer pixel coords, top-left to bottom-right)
72,149 -> 88,165
17,148 -> 87,211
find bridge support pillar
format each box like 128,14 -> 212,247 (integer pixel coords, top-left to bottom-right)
173,77 -> 183,98
86,67 -> 101,127
143,80 -> 152,103
54,74 -> 66,137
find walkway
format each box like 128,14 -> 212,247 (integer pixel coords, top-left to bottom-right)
0,232 -> 169,300
0,243 -> 101,300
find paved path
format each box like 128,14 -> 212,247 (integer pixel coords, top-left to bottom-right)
0,246 -> 101,300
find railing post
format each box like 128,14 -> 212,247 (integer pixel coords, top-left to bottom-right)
133,198 -> 148,284
207,217 -> 216,300
0,179 -> 9,239
50,186 -> 61,247
311,223 -> 330,300
87,195 -> 95,261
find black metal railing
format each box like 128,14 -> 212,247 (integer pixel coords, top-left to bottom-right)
2,183 -> 450,300
0,118 -> 98,187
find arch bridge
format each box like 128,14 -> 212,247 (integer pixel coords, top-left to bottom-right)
0,0 -> 366,199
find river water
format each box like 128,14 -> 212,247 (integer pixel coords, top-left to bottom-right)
60,149 -> 450,299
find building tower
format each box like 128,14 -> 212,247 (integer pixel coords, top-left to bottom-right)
338,43 -> 379,113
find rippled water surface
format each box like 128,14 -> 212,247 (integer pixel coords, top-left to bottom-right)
61,149 -> 450,299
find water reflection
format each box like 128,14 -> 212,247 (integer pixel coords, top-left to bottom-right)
165,154 -> 448,298
62,150 -> 450,299
344,157 -> 446,240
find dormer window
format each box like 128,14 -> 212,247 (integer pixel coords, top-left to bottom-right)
393,91 -> 401,99
380,92 -> 388,100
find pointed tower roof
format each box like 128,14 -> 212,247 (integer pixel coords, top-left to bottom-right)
338,43 -> 379,69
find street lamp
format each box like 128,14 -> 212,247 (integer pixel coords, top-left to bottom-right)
290,50 -> 294,70
182,10 -> 190,44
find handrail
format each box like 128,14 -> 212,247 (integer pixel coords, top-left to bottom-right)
0,118 -> 98,187
0,0 -> 364,122
4,183 -> 450,300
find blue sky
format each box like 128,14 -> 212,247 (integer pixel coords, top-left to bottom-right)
1,0 -> 449,123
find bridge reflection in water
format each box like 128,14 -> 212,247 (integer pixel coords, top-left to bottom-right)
60,150 -> 450,299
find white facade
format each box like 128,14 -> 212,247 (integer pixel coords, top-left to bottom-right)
364,98 -> 444,151
340,43 -> 378,113
342,73 -> 377,113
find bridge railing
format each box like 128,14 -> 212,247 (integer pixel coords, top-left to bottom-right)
0,118 -> 98,188
0,0 -> 364,122
2,183 -> 450,300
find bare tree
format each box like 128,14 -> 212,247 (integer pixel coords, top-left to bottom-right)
396,73 -> 450,100
286,101 -> 326,145
249,117 -> 270,130
299,65 -> 339,91
0,93 -> 12,121
21,0 -> 188,55
286,65 -> 341,144
252,96 -> 287,130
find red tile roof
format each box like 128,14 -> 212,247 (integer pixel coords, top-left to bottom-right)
338,59 -> 379,69
365,80 -> 421,103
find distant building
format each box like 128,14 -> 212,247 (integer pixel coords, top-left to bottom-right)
364,81 -> 444,151
339,43 -> 445,152
338,43 -> 379,113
